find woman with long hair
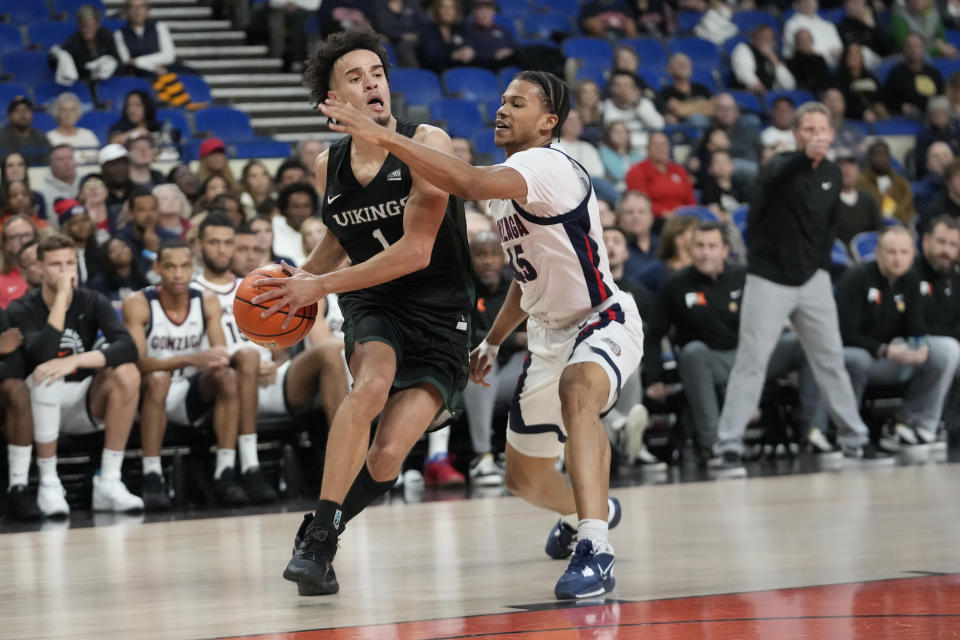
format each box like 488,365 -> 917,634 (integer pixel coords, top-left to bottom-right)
300,217 -> 326,259
574,79 -> 604,143
153,182 -> 192,239
88,236 -> 149,312
599,120 -> 644,188
191,174 -> 229,222
76,173 -> 111,241
108,89 -> 168,145
635,214 -> 698,292
240,160 -> 274,219
836,43 -> 887,122
1,180 -> 49,229
1,152 -> 47,220
418,0 -> 474,73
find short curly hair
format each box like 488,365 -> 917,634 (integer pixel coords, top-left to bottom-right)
304,28 -> 391,107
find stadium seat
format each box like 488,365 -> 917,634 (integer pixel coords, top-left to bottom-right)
391,68 -> 443,106
822,7 -> 845,24
620,38 -> 668,72
935,57 -> 960,79
668,37 -> 720,69
729,90 -> 763,114
101,17 -> 124,31
732,204 -> 749,240
831,238 -> 850,267
522,13 -> 573,39
472,129 -> 506,164
27,21 -> 75,50
1,51 -> 54,85
0,83 -> 30,114
382,41 -> 398,67
874,58 -> 898,84
732,10 -> 779,34
691,68 -> 718,92
574,63 -> 607,89
673,205 -> 718,222
54,0 -> 105,19
443,66 -> 500,102
177,74 -> 212,104
34,82 -> 95,109
497,66 -> 521,90
534,0 -> 580,15
675,11 -> 703,34
194,107 -> 254,141
637,68 -> 665,91
722,35 -> 748,59
429,99 -> 484,138
484,98 -> 501,122
0,23 -> 23,55
0,0 -> 49,24
233,139 -> 293,159
871,117 -> 924,136
31,111 -> 57,132
763,89 -> 815,110
77,111 -> 116,145
563,37 -> 613,69
96,76 -> 154,110
850,231 -> 878,263
467,14 -> 518,38
498,0 -> 531,19
156,108 -> 192,140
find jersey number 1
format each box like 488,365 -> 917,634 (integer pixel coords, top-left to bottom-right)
372,229 -> 391,250
507,244 -> 537,283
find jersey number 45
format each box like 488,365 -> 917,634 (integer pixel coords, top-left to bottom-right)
507,244 -> 538,283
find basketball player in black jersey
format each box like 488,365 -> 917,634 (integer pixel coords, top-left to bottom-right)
253,29 -> 475,596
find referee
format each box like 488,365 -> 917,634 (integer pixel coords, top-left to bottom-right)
713,102 -> 892,477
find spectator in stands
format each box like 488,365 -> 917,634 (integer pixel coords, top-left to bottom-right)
834,149 -> 883,246
374,0 -> 427,67
788,29 -> 831,94
2,153 -> 46,218
625,132 -> 695,218
108,90 -> 162,145
603,71 -> 665,156
947,70 -> 960,117
915,216 -> 960,342
835,43 -> 886,122
701,150 -> 747,219
46,94 -> 100,165
693,0 -> 737,46
55,199 -> 105,286
2,181 -> 49,231
710,93 -> 762,180
451,137 -> 474,164
573,79 -> 604,142
761,97 -> 798,157
35,145 -> 79,222
464,0 -> 516,71
195,138 -> 240,195
77,174 -> 111,241
119,188 -> 179,276
579,0 -> 638,38
12,233 -> 145,516
231,225 -> 269,277
240,160 -> 274,219
783,0 -> 844,67
268,0 -> 317,73
822,88 -> 867,159
99,144 -> 133,233
891,0 -> 960,58
168,164 -> 202,203
18,240 -> 43,291
273,183 -> 317,266
0,98 -> 52,166
658,53 -> 713,128
917,141 -> 955,212
154,183 -> 191,239
211,193 -> 244,227
89,237 -> 148,311
419,0 -> 474,74
858,140 -> 916,225
114,0 -> 194,77
731,25 -> 796,95
635,0 -> 670,37
600,120 -> 643,189
617,191 -> 659,280
833,225 -> 960,449
0,215 -> 37,308
251,213 -> 294,265
687,124 -> 730,185
317,0 -> 373,36
922,157 -> 960,228
300,217 -> 326,259
296,139 -> 328,186
885,32 -> 945,116
839,0 -> 892,63
126,132 -> 164,190
635,214 -> 698,291
54,5 -> 124,84
192,175 -> 229,219
274,159 -> 308,188
612,45 -> 641,76
556,110 -> 605,178
916,96 -> 960,178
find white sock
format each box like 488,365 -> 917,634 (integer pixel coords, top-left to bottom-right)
142,456 -> 163,478
214,448 -> 236,479
100,448 -> 124,482
237,433 -> 259,473
7,444 -> 31,488
607,497 -> 616,523
37,456 -> 58,485
427,427 -> 449,459
578,518 -> 609,545
561,512 -> 579,528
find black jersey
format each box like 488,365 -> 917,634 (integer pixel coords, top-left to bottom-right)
322,120 -> 474,315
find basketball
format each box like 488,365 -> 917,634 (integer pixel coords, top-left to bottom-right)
233,264 -> 317,349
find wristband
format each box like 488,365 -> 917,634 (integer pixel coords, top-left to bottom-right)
477,339 -> 500,361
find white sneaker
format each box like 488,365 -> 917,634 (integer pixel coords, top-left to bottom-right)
914,425 -> 937,444
37,479 -> 70,517
92,476 -> 144,512
621,404 -> 649,464
469,453 -> 504,486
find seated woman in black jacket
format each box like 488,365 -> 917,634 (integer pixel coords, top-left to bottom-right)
52,5 -> 130,85
418,0 -> 476,74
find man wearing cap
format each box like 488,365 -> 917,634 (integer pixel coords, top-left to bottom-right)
127,131 -> 165,189
36,145 -> 80,223
834,149 -> 883,246
464,0 -> 517,71
98,143 -> 133,234
197,138 -> 241,194
55,199 -> 105,285
0,97 -> 52,166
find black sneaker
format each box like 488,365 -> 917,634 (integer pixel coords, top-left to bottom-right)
6,485 -> 42,521
842,443 -> 895,465
293,513 -> 314,555
213,468 -> 249,506
242,467 -> 278,504
142,472 -> 171,512
284,524 -> 339,596
712,451 -> 747,479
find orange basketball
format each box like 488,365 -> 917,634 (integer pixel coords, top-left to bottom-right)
233,264 -> 318,349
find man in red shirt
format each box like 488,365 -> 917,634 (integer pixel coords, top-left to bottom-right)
0,215 -> 38,308
625,131 -> 696,217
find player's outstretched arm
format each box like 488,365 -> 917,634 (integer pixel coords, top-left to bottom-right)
319,98 -> 527,203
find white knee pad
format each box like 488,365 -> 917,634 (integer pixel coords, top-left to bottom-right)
27,377 -> 63,444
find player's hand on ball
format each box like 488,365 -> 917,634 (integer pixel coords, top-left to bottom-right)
469,339 -> 499,386
253,261 -> 327,331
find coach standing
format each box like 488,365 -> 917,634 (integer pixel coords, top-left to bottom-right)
713,102 -> 892,476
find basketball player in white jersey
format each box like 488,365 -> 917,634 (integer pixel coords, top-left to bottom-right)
318,70 -> 643,599
193,215 -> 350,503
122,239 -> 248,510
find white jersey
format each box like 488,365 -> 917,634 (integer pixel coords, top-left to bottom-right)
488,145 -> 620,329
143,285 -> 208,380
193,273 -> 271,360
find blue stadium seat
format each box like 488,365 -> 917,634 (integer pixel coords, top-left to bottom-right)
0,83 -> 30,114
96,76 -> 154,110
34,82 -> 94,109
472,130 -> 506,164
732,204 -> 749,239
101,17 -> 124,31
831,238 -> 850,267
156,108 -> 192,140
723,35 -> 748,59
668,37 -> 720,69
0,0 -> 49,24
675,11 -> 703,34
429,99 -> 484,139
934,58 -> 960,80
0,23 -> 23,55
391,68 -> 443,106
484,98 -> 501,121
497,66 -> 521,90
563,37 -> 613,68
27,21 -> 75,50
691,68 -> 718,92
763,89 -> 815,110
822,7 -> 844,24
382,41 -> 398,67
874,58 -> 899,84
77,111 -> 115,145
177,74 -> 212,104
849,231 -> 878,263
728,90 -> 763,114
732,10 -> 779,34
1,51 -> 54,85
871,117 -> 924,136
54,0 -> 105,19
574,63 -> 607,89
637,68 -> 665,91
31,111 -> 57,132
233,139 -> 293,159
522,13 -> 573,38
534,0 -> 580,15
620,38 -> 667,72
467,14 -> 518,38
194,107 -> 254,140
498,0 -> 531,19
673,205 -> 718,222
947,29 -> 960,51
443,66 -> 500,102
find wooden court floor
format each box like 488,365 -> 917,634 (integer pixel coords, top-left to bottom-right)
2,464 -> 959,639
